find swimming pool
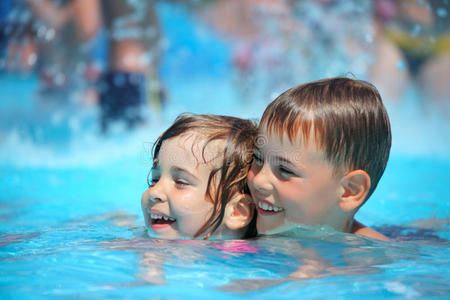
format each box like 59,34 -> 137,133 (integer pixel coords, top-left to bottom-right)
1,2 -> 449,299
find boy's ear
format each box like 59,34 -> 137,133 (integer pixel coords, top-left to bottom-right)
223,193 -> 255,231
339,170 -> 371,212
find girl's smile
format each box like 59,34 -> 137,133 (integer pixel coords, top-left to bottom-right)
141,134 -> 222,238
148,208 -> 176,230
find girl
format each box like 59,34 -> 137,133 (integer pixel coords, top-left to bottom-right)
141,114 -> 258,239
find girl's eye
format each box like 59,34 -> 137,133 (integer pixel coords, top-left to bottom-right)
149,177 -> 160,187
148,167 -> 161,187
252,153 -> 264,166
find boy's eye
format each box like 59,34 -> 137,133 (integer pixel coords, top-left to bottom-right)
278,166 -> 295,178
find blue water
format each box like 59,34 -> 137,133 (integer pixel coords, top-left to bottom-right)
1,2 -> 450,299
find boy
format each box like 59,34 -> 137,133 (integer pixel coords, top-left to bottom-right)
248,77 -> 391,240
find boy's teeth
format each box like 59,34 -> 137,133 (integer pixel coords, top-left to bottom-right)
258,201 -> 283,212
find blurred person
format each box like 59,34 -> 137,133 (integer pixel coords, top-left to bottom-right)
25,0 -> 102,99
99,0 -> 164,132
369,0 -> 410,101
370,0 -> 450,110
22,0 -> 165,131
0,0 -> 39,73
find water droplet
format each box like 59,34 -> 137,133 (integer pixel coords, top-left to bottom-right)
397,61 -> 406,70
411,24 -> 421,36
19,10 -> 31,23
51,111 -> 63,125
54,73 -> 66,86
436,7 -> 448,18
36,25 -> 47,38
365,33 -> 373,43
69,117 -> 80,132
27,53 -> 37,66
45,28 -> 55,41
34,127 -> 43,142
139,53 -> 153,65
161,38 -> 170,50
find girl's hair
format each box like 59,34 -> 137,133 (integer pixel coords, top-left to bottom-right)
148,114 -> 258,239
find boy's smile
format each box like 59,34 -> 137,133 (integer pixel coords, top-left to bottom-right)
247,130 -> 344,234
256,198 -> 284,215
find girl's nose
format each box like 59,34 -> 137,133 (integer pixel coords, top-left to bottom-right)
141,188 -> 152,208
147,181 -> 168,203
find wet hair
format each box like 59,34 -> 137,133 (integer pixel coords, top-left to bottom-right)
261,77 -> 391,201
148,114 -> 258,239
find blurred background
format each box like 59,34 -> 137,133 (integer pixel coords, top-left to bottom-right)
0,0 -> 449,231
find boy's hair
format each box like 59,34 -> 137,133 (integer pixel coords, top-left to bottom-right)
261,77 -> 391,201
149,114 -> 258,239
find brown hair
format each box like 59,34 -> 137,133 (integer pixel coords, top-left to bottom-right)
261,77 -> 391,201
149,114 -> 258,239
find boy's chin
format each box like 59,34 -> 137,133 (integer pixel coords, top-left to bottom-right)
256,218 -> 284,235
257,218 -> 306,236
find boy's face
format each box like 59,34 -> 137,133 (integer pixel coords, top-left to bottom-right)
247,129 -> 344,234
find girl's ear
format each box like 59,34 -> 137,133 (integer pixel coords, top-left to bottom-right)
223,193 -> 255,231
339,170 -> 371,212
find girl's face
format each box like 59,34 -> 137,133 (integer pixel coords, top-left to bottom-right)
141,134 -> 223,239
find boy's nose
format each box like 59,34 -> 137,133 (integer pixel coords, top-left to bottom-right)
250,164 -> 273,194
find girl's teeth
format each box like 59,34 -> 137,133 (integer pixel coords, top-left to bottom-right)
150,213 -> 175,221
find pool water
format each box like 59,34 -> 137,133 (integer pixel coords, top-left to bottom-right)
1,2 -> 450,299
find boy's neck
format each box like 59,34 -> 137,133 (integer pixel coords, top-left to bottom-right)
342,217 -> 356,233
326,209 -> 355,234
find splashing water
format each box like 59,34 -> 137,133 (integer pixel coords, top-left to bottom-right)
1,1 -> 449,298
